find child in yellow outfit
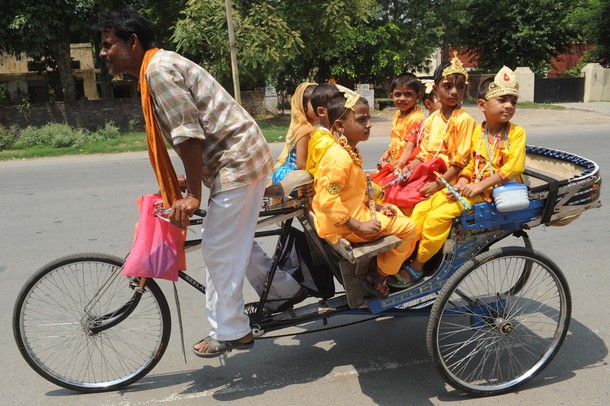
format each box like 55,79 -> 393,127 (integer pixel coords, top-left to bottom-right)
421,79 -> 441,116
389,55 -> 475,218
404,54 -> 476,198
407,66 -> 526,279
312,89 -> 418,297
378,73 -> 425,170
306,83 -> 340,178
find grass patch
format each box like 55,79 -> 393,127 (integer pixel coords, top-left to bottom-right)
0,132 -> 149,160
0,117 -> 291,160
257,114 -> 290,143
462,98 -> 566,110
517,101 -> 565,110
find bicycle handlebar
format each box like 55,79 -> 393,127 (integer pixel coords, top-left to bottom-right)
154,207 -> 207,223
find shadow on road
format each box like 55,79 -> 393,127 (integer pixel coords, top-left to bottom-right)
43,310 -> 606,403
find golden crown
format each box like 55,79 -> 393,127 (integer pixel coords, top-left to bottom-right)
442,51 -> 469,81
336,84 -> 361,109
421,79 -> 434,95
485,66 -> 519,99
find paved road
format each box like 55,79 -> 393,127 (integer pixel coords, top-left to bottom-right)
1,124 -> 609,405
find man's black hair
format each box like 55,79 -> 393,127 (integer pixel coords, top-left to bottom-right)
98,9 -> 157,50
310,83 -> 339,115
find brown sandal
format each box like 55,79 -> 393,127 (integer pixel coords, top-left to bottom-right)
192,335 -> 254,358
361,272 -> 390,298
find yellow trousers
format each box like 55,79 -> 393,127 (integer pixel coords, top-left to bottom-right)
344,210 -> 418,276
411,191 -> 483,263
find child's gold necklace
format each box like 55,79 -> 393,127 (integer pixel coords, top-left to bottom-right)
337,135 -> 363,166
474,123 -> 509,182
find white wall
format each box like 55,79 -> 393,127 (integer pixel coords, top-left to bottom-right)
582,63 -> 610,102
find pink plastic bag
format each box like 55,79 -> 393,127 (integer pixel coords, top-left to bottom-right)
122,194 -> 186,281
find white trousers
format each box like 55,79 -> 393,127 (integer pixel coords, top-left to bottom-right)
201,177 -> 267,341
246,241 -> 302,311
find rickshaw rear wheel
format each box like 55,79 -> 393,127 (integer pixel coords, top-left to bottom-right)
426,246 -> 571,396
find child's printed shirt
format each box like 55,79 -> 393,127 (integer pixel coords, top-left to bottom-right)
387,108 -> 425,162
416,107 -> 475,169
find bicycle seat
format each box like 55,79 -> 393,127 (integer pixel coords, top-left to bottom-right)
264,170 -> 313,198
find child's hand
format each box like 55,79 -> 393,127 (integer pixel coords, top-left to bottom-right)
461,183 -> 485,198
445,187 -> 457,201
447,181 -> 466,201
400,166 -> 412,177
378,204 -> 397,217
378,150 -> 390,168
357,219 -> 382,235
420,180 -> 441,198
407,159 -> 422,171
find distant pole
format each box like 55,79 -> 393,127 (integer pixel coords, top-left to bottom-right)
224,0 -> 241,105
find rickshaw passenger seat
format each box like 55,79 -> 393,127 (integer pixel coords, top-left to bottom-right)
264,170 -> 313,198
305,211 -> 401,264
304,210 -> 402,309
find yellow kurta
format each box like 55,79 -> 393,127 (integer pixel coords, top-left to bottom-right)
306,126 -> 335,178
313,144 -> 418,275
387,108 -> 425,163
416,107 -> 475,170
460,122 -> 527,188
411,122 -> 527,263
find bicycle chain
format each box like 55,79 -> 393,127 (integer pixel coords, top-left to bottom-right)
253,315 -> 382,339
245,292 -> 381,340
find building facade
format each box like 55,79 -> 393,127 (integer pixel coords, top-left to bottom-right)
0,43 -> 99,103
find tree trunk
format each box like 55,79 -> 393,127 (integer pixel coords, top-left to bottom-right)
50,39 -> 76,102
441,41 -> 450,64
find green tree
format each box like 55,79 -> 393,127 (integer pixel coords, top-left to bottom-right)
569,0 -> 610,66
325,0 -> 447,85
0,1 -> 186,102
456,0 -> 580,75
172,0 -> 303,90
172,0 -> 378,91
430,0 -> 470,63
0,1 -> 97,102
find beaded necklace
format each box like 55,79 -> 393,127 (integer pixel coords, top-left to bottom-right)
337,134 -> 363,167
337,133 -> 374,217
473,123 -> 509,182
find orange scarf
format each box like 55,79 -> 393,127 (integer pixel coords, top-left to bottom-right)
139,48 -> 182,208
139,48 -> 186,270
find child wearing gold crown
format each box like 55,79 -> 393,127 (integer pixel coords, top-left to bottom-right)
405,66 -> 526,281
312,89 -> 418,298
403,53 -> 476,200
383,55 -> 475,226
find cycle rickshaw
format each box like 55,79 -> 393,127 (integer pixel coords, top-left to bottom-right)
13,145 -> 602,396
